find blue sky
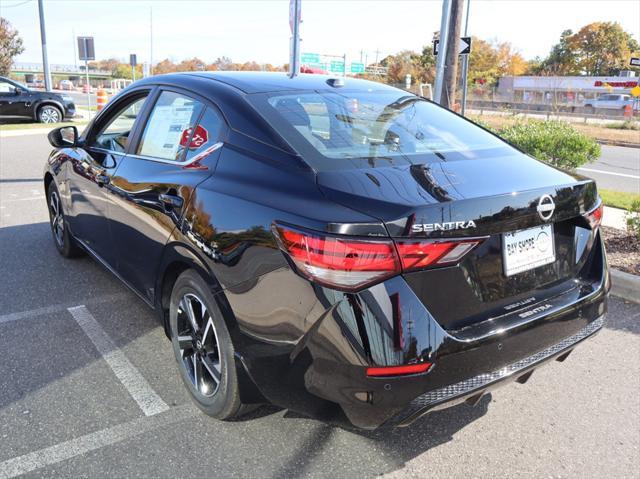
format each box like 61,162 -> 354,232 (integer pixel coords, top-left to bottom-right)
1,0 -> 639,67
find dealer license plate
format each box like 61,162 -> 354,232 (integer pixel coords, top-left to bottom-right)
502,224 -> 555,277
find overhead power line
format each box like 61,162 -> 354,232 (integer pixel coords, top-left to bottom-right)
1,0 -> 34,9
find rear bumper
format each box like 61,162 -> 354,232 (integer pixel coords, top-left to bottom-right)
230,232 -> 609,430
387,314 -> 604,427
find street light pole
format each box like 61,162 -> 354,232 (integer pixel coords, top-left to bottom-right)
289,0 -> 302,78
149,7 -> 154,75
37,0 -> 52,91
72,28 -> 78,71
433,0 -> 452,104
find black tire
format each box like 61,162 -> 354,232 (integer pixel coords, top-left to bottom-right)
37,105 -> 62,124
169,270 -> 245,419
47,182 -> 83,258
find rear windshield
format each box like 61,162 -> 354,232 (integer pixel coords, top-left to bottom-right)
249,89 -> 512,170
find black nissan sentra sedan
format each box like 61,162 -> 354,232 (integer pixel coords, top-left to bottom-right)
43,72 -> 609,429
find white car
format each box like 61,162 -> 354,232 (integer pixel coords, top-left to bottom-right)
584,94 -> 638,111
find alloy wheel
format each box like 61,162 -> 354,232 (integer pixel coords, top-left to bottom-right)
176,293 -> 222,397
49,190 -> 64,247
40,107 -> 60,124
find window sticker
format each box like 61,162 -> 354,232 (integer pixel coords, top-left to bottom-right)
139,96 -> 200,160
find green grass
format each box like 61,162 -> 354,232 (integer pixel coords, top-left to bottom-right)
600,189 -> 640,211
0,121 -> 88,131
605,120 -> 640,131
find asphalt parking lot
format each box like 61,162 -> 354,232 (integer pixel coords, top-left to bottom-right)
0,132 -> 639,478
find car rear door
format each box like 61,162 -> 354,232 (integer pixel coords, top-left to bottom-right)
66,89 -> 152,267
107,88 -> 227,303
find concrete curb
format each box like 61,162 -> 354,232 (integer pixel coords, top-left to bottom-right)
602,206 -> 628,230
597,139 -> 640,149
611,269 -> 640,304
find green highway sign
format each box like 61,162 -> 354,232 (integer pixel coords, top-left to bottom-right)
330,61 -> 345,73
350,62 -> 365,73
301,52 -> 320,63
306,62 -> 328,71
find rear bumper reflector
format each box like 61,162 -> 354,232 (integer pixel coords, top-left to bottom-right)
366,362 -> 432,377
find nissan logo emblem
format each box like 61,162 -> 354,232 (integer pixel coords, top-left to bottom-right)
537,195 -> 555,221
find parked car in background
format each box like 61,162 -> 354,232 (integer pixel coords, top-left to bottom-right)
27,79 -> 45,89
43,72 -> 608,429
583,94 -> 638,112
0,76 -> 76,123
58,80 -> 75,91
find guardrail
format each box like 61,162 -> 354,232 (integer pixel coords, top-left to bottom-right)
467,100 -> 639,122
12,63 -> 113,75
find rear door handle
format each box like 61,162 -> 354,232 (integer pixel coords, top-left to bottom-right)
159,193 -> 184,209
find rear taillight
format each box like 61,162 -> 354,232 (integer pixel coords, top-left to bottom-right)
396,239 -> 482,270
584,201 -> 604,230
273,225 -> 400,291
273,224 -> 482,292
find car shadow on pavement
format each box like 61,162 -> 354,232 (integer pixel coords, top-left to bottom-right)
262,396 -> 491,478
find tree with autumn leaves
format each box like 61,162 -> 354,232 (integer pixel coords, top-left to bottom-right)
534,22 -> 639,76
0,17 -> 24,77
378,21 -> 637,91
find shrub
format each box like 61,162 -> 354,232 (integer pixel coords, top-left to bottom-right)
495,120 -> 601,169
626,200 -> 640,239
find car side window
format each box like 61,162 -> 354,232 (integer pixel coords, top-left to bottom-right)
90,95 -> 148,153
183,107 -> 225,163
0,80 -> 16,94
137,91 -> 204,161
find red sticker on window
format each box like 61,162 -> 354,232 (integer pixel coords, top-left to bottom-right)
180,125 -> 209,150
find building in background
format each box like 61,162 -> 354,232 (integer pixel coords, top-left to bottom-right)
497,71 -> 639,105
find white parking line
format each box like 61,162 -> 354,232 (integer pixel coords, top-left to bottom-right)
68,305 -> 169,417
0,405 -> 196,479
576,167 -> 640,179
0,196 -> 46,203
0,293 -> 129,325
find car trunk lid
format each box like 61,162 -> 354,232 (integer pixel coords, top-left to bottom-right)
317,152 -> 600,331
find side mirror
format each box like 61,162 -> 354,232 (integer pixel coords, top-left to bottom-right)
14,87 -> 23,95
48,126 -> 78,148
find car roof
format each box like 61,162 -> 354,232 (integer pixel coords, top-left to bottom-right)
138,71 -> 400,95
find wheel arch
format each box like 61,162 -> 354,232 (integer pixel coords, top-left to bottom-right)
44,171 -> 54,194
155,242 -> 236,337
34,100 -> 64,121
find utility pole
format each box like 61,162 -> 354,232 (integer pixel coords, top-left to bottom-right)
460,0 -> 471,115
441,0 -> 464,109
433,0 -> 452,104
37,0 -> 52,91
